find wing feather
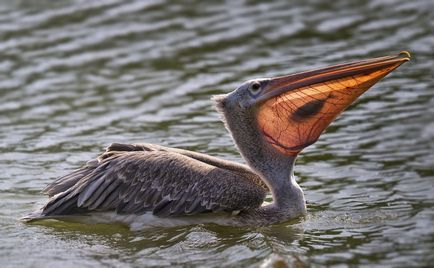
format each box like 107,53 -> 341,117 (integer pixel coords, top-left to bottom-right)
38,143 -> 267,218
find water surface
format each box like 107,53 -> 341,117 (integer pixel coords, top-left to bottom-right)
1,0 -> 433,267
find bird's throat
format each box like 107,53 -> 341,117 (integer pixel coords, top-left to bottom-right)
219,101 -> 304,211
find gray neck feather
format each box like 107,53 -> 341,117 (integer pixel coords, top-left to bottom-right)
213,95 -> 306,223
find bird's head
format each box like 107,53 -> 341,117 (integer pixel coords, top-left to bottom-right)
214,52 -> 410,157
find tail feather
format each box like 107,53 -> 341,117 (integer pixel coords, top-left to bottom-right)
20,209 -> 44,222
25,161 -> 101,221
42,167 -> 94,197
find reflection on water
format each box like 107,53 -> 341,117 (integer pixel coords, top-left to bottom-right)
0,0 -> 433,267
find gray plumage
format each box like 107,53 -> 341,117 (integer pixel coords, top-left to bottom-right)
24,53 -> 408,227
40,143 -> 268,218
24,80 -> 308,227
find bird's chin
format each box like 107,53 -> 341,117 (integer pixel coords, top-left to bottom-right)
238,99 -> 254,109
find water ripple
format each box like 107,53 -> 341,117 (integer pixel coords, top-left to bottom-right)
0,0 -> 433,267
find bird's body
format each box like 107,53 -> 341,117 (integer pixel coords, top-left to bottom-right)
30,143 -> 269,226
24,52 -> 410,229
27,142 -> 304,227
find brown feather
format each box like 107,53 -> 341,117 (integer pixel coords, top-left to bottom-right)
39,143 -> 267,218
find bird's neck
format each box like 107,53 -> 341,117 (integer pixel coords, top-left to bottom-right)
217,100 -> 306,222
250,155 -> 306,222
232,148 -> 306,225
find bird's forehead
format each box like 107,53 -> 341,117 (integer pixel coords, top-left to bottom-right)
236,80 -> 251,90
237,78 -> 269,90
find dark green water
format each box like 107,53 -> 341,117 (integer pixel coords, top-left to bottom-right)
0,0 -> 433,267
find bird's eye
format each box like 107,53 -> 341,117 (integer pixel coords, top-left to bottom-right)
249,82 -> 262,95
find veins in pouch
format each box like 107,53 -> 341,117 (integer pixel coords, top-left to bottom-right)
273,97 -> 294,142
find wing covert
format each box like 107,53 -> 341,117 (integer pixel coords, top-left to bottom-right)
40,144 -> 266,218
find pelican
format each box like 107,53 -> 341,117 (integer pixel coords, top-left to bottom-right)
24,52 -> 410,228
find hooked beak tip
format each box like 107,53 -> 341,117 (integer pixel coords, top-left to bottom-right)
399,50 -> 411,60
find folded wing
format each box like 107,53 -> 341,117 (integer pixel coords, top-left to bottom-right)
39,143 -> 266,218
